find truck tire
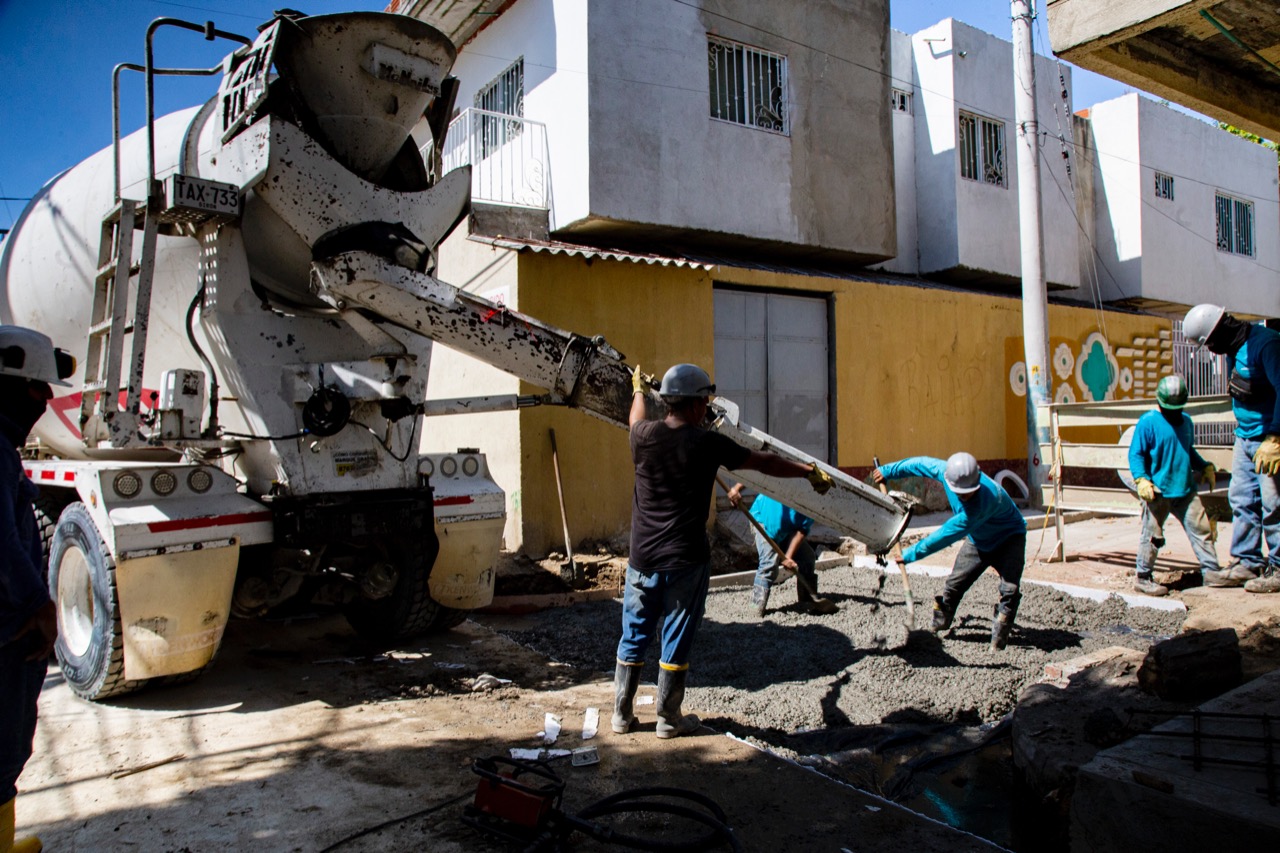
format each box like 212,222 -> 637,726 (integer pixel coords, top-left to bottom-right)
429,607 -> 468,631
33,490 -> 69,575
344,549 -> 444,643
49,503 -> 144,700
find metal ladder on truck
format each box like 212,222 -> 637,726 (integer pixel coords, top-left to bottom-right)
79,199 -> 159,449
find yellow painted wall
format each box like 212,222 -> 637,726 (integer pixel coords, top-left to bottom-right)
514,253 -> 712,555
457,247 -> 1172,556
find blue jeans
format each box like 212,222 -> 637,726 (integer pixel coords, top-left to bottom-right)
1229,436 -> 1280,571
1137,494 -> 1219,576
753,530 -> 818,600
616,562 -> 710,669
942,534 -> 1026,619
1,632 -> 48,802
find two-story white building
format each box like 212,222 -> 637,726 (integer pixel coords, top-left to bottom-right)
391,0 -> 1255,555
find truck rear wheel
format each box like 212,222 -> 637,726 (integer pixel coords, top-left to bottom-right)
344,537 -> 453,642
33,490 -> 70,573
49,503 -> 144,700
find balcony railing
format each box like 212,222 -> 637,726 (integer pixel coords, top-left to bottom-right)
424,108 -> 550,210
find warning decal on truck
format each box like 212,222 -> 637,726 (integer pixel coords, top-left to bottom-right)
334,451 -> 379,477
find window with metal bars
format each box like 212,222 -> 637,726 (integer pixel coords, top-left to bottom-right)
475,58 -> 524,159
707,36 -> 788,135
958,111 -> 1006,187
1154,172 -> 1174,201
1215,192 -> 1255,257
890,89 -> 912,114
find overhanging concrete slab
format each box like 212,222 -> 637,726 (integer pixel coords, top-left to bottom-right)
1047,0 -> 1280,139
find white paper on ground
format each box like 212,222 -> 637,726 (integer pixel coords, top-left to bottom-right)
582,707 -> 599,739
542,712 -> 562,744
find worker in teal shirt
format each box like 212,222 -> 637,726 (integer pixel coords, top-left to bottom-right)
873,453 -> 1027,650
1128,375 -> 1221,596
725,484 -> 837,617
1184,303 -> 1280,594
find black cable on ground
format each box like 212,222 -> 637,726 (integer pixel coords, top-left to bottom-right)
568,786 -> 743,852
317,789 -> 472,852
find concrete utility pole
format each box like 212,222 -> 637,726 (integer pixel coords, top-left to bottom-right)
1013,0 -> 1050,508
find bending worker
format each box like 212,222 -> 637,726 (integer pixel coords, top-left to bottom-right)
614,363 -> 833,739
873,453 -> 1026,650
2,326 -> 75,853
725,483 -> 837,617
1183,304 -> 1280,594
1128,375 -> 1221,596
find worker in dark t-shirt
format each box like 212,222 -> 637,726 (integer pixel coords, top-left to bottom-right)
613,363 -> 834,739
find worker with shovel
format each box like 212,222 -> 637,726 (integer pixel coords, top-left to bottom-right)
1128,375 -> 1221,596
724,483 -> 837,617
614,363 -> 833,739
873,453 -> 1026,650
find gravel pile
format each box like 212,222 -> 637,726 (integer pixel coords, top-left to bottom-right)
496,564 -> 1185,735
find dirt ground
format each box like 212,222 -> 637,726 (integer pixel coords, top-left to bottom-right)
15,512 -> 1276,852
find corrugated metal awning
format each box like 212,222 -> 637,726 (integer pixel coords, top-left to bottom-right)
467,235 -> 716,269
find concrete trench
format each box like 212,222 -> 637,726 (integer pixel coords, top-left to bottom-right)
482,563 -> 1187,851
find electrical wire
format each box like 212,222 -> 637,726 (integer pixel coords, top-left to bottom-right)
350,415 -> 420,463
317,789 -> 472,852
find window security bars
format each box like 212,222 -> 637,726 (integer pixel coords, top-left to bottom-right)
890,89 -> 912,114
958,111 -> 1006,187
1173,318 -> 1235,445
708,36 -> 788,134
475,58 -> 524,160
1154,172 -> 1175,201
1216,192 -> 1255,257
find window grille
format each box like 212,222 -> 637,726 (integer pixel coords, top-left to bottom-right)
475,58 -> 524,159
1173,319 -> 1235,445
707,36 -> 788,134
958,111 -> 1006,187
1216,192 -> 1255,257
1154,172 -> 1175,201
890,89 -> 912,114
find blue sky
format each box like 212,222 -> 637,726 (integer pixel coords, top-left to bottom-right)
0,1 -> 1155,233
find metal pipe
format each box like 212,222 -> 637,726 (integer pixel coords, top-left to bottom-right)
145,18 -> 253,203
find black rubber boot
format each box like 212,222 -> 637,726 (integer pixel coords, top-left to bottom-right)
655,667 -> 700,739
930,596 -> 954,633
611,661 -> 642,734
990,610 -> 1014,650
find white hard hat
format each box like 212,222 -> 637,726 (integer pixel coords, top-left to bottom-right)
0,325 -> 76,387
659,363 -> 715,398
944,452 -> 982,495
1183,304 -> 1226,348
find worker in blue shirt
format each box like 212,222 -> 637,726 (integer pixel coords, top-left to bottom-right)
725,483 -> 837,617
1184,304 -> 1280,594
1,326 -> 75,853
1128,375 -> 1221,596
873,452 -> 1027,650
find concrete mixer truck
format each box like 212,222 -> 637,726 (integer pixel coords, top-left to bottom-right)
0,10 -> 909,700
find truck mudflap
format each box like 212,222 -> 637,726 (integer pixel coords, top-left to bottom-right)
423,450 -> 505,610
311,251 -> 911,552
115,540 -> 239,681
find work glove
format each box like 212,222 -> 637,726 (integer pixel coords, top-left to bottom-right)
1135,478 -> 1157,502
1254,435 -> 1280,476
632,365 -> 648,395
806,465 -> 834,495
1201,463 -> 1217,487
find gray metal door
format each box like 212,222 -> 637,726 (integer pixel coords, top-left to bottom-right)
714,289 -> 830,462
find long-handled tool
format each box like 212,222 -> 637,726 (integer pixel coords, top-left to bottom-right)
715,475 -> 831,607
873,456 -> 915,629
549,429 -> 579,582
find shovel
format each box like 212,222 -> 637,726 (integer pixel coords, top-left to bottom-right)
873,457 -> 915,629
549,429 -> 579,582
715,475 -> 832,608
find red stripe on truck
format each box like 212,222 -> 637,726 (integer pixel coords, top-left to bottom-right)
434,495 -> 474,506
146,511 -> 273,533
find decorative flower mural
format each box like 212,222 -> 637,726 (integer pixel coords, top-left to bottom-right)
1055,383 -> 1077,404
1009,361 -> 1027,397
1053,342 -> 1074,379
1119,366 -> 1133,392
1075,332 -> 1119,402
